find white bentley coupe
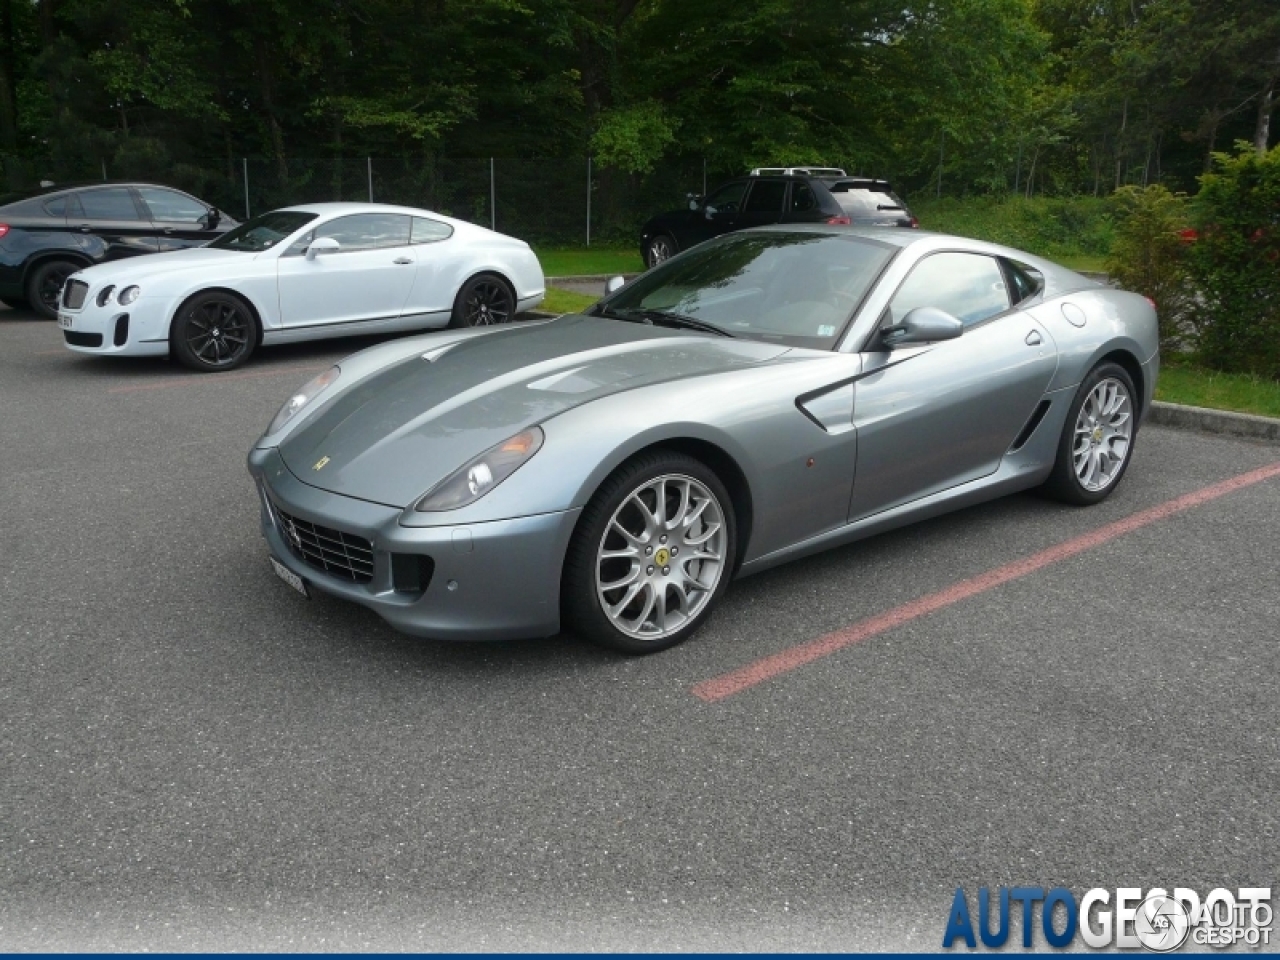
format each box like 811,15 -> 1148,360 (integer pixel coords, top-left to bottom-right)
55,202 -> 546,371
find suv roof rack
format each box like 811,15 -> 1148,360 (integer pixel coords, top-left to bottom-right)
749,166 -> 847,177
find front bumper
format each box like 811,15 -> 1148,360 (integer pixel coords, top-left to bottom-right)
247,447 -> 580,641
59,295 -> 170,357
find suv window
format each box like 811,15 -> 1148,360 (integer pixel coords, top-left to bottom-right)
790,182 -> 817,213
314,213 -> 412,251
890,252 -> 1010,326
137,186 -> 209,223
704,181 -> 748,214
411,217 -> 453,244
833,188 -> 908,218
743,180 -> 786,215
43,195 -> 73,217
77,187 -> 143,221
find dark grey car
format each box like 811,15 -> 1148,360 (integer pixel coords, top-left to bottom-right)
0,182 -> 237,318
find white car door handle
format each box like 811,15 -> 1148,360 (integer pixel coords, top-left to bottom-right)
393,257 -> 413,265
1025,330 -> 1043,346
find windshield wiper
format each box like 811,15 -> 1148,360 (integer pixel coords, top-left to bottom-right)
597,306 -> 736,338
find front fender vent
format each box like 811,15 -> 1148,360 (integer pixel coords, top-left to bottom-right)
1009,399 -> 1052,452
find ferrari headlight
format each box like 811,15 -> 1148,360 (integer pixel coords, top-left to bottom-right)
96,285 -> 116,307
267,365 -> 340,435
415,427 -> 544,512
117,285 -> 141,305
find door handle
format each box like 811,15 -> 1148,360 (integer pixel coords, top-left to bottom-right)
1025,330 -> 1043,346
392,257 -> 413,265
79,224 -> 91,233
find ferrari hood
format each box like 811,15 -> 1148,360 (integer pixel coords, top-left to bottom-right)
279,315 -> 791,507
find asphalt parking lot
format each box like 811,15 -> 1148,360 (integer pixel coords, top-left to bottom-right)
2,304 -> 1278,951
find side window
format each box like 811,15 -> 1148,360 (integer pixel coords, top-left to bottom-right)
137,187 -> 209,223
889,252 -> 1011,327
743,180 -> 786,215
1003,258 -> 1044,304
43,195 -> 70,216
411,217 -> 454,244
790,182 -> 817,212
76,188 -> 143,221
314,213 -> 411,252
704,181 -> 748,213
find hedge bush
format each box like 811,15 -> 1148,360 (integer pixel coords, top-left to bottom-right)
1188,146 -> 1280,379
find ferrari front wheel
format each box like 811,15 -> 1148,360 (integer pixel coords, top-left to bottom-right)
1043,361 -> 1138,505
563,451 -> 736,654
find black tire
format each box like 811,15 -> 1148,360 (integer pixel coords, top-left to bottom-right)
644,234 -> 677,268
1,296 -> 29,310
562,450 -> 737,655
24,260 -> 80,320
450,274 -> 515,328
1042,361 -> 1139,505
170,291 -> 258,372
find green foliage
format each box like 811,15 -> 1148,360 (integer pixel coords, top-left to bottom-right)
1106,185 -> 1196,351
1188,145 -> 1280,378
1156,362 -> 1280,418
911,195 -> 1114,262
590,102 -> 677,174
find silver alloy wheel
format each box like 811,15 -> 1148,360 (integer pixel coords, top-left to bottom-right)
648,237 -> 673,265
1073,376 -> 1133,491
595,473 -> 727,640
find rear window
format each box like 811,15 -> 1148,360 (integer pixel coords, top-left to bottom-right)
833,189 -> 908,217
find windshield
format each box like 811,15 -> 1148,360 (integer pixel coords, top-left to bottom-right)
595,232 -> 896,349
208,210 -> 317,252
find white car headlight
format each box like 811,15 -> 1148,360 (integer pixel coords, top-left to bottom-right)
415,427 -> 544,512
96,285 -> 116,307
117,285 -> 141,305
267,366 -> 341,435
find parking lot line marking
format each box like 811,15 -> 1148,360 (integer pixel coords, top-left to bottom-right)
692,461 -> 1280,703
107,364 -> 329,394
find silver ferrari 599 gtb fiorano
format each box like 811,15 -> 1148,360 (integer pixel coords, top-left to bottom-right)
248,226 -> 1157,653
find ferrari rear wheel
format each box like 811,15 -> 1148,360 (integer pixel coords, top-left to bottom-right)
563,451 -> 736,654
171,291 -> 257,372
1043,361 -> 1138,505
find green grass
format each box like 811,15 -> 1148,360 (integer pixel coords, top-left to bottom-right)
533,246 -> 643,278
1053,253 -> 1108,274
1156,364 -> 1280,419
540,285 -> 599,315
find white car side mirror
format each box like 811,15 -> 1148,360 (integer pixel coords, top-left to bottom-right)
306,237 -> 341,260
605,276 -> 626,294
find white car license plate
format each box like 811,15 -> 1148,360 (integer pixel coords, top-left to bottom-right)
270,557 -> 310,598
58,313 -> 74,329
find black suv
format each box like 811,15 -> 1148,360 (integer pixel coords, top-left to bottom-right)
640,168 -> 917,267
0,182 -> 238,319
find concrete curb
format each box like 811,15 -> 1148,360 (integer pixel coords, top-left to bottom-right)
1150,401 -> 1280,444
546,273 -> 640,283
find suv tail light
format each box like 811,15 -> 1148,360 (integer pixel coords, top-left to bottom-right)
0,224 -> 9,239
826,215 -> 851,226
909,217 -> 920,228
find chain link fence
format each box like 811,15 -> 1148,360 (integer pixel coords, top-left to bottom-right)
3,154 -> 712,248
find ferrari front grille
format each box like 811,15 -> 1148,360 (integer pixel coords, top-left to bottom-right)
274,505 -> 374,584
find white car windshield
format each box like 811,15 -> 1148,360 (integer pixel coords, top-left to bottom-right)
209,211 -> 318,252
595,232 -> 896,350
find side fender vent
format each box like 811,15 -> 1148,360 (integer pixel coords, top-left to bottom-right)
1010,399 -> 1052,452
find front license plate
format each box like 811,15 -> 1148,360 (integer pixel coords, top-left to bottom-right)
270,556 -> 310,598
58,313 -> 74,329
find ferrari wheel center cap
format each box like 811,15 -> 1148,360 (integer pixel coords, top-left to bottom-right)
1092,426 -> 1104,443
654,547 -> 670,566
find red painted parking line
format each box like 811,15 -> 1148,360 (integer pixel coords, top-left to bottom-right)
108,364 -> 328,394
692,461 -> 1280,703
